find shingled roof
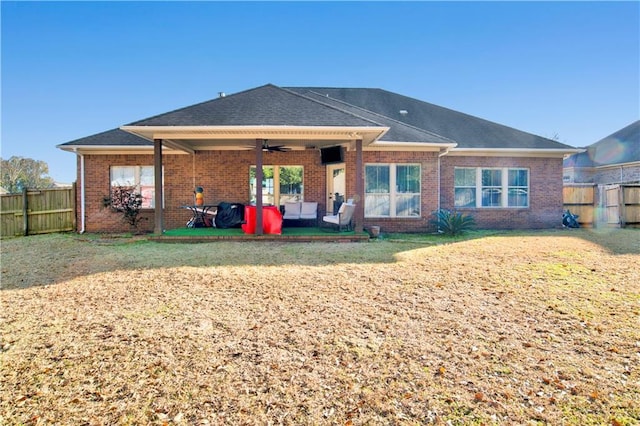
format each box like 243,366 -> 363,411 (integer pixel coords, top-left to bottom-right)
287,87 -> 572,150
58,128 -> 151,148
127,84 -> 383,128
563,120 -> 640,168
59,83 -> 576,151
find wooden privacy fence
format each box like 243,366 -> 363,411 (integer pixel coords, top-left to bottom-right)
0,186 -> 76,238
563,184 -> 640,227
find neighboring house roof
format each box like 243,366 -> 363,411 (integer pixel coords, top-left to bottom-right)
58,83 -> 575,152
563,120 -> 640,168
52,182 -> 73,188
287,87 -> 571,150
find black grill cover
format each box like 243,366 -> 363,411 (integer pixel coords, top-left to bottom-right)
215,202 -> 244,228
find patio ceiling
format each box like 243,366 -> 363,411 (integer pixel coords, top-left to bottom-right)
119,125 -> 390,154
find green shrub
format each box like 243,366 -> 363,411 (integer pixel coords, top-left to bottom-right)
103,186 -> 147,229
430,209 -> 476,236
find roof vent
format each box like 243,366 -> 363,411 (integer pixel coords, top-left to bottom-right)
399,110 -> 408,116
218,92 -> 226,98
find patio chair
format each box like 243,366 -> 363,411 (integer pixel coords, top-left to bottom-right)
322,202 -> 355,231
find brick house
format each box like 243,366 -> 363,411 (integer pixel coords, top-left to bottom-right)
563,120 -> 640,185
58,84 -> 578,234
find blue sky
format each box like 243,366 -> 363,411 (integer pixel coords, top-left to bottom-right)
2,1 -> 639,184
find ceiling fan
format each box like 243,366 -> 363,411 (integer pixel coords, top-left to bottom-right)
248,140 -> 291,152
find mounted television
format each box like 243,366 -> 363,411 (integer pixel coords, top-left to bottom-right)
320,146 -> 344,164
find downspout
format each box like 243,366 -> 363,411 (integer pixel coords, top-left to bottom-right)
620,165 -> 623,183
74,148 -> 86,234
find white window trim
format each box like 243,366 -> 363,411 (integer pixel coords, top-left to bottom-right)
110,165 -> 163,209
365,163 -> 421,218
455,167 -> 529,209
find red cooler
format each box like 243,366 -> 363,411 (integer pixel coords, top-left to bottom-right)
241,205 -> 282,235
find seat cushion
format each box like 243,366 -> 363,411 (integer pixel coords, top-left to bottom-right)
282,201 -> 301,219
300,202 -> 318,219
322,214 -> 340,225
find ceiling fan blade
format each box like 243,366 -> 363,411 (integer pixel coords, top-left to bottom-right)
244,141 -> 290,152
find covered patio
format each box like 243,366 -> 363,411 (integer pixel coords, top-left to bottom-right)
120,129 -> 388,237
117,86 -> 397,237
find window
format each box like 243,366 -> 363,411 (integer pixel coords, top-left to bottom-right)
482,169 -> 502,207
508,169 -> 529,207
365,164 -> 421,217
454,168 -> 476,208
110,166 -> 158,208
365,165 -> 390,216
454,167 -> 529,208
250,166 -> 303,205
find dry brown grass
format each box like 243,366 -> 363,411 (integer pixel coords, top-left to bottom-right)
1,229 -> 639,425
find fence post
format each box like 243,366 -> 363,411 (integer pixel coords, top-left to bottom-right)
594,185 -> 600,228
22,187 -> 28,236
619,185 -> 626,228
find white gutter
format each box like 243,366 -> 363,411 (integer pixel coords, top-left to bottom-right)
58,145 -> 154,153
369,141 -> 457,148
447,148 -> 582,157
73,148 -> 86,234
451,148 -> 582,153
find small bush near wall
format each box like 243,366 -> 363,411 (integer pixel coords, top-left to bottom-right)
430,209 -> 476,236
102,186 -> 148,231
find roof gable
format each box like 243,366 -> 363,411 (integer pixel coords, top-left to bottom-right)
128,84 -> 384,128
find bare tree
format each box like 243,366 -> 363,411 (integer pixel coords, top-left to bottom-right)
1,156 -> 55,193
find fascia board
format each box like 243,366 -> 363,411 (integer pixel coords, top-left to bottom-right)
365,141 -> 457,152
594,160 -> 640,170
446,148 -> 582,158
56,145 -> 187,155
120,125 -> 389,144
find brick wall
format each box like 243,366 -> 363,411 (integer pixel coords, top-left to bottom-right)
79,150 -> 328,232
77,150 -> 565,233
354,150 -> 440,233
563,164 -> 640,185
79,154 -> 156,233
440,156 -> 565,229
593,165 -> 640,185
